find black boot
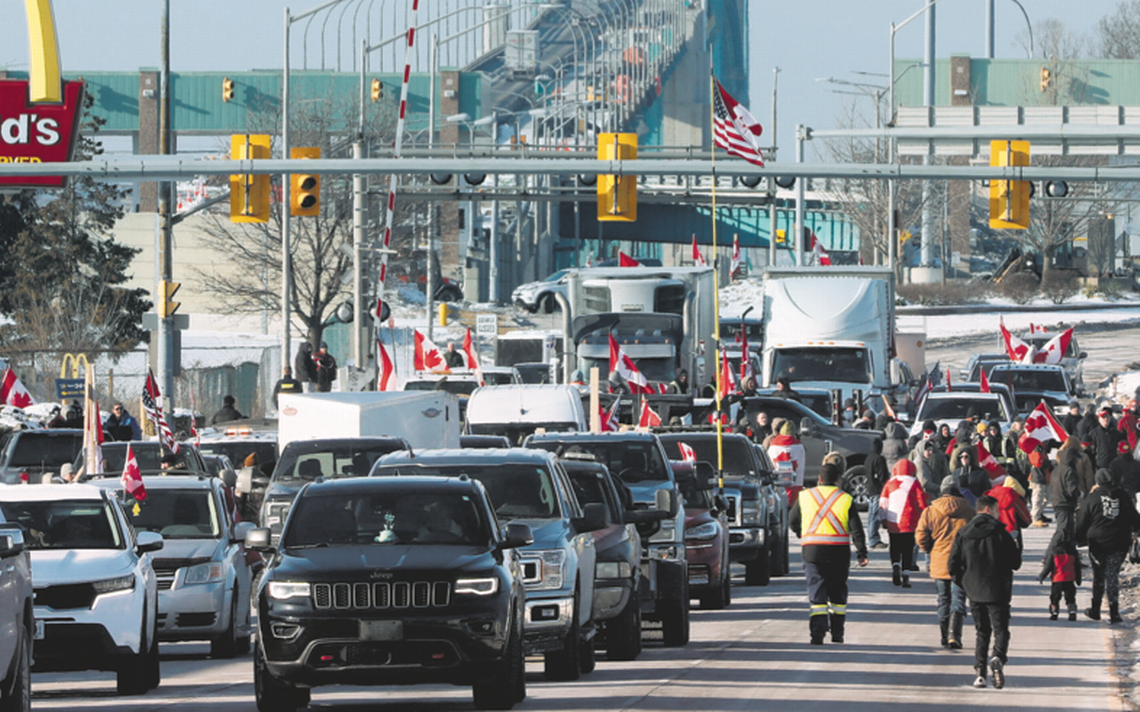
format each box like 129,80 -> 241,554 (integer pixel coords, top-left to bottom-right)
830,614 -> 846,643
1086,600 -> 1102,621
810,615 -> 829,645
939,618 -> 950,647
901,572 -> 912,588
892,563 -> 902,586
1110,603 -> 1123,624
1049,603 -> 1059,621
948,612 -> 964,650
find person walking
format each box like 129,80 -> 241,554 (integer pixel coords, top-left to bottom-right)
768,420 -> 807,508
1028,446 -> 1054,528
1061,401 -> 1083,437
862,439 -> 890,550
1052,445 -> 1083,541
1117,399 -> 1140,453
984,475 -> 1032,551
788,463 -> 869,645
916,475 -> 976,649
1109,440 -> 1140,509
911,438 -> 950,501
294,342 -> 318,393
879,459 -> 930,588
1089,405 -> 1124,471
211,395 -> 245,425
952,447 -> 990,507
881,422 -> 910,474
1038,526 -> 1081,622
948,494 -> 1022,690
1075,468 -> 1140,623
273,366 -> 302,409
315,342 -> 338,392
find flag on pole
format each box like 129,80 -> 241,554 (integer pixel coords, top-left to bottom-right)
414,329 -> 447,372
0,368 -> 34,408
977,442 -> 1008,488
1037,327 -> 1074,365
377,339 -> 396,391
638,400 -> 662,428
619,251 -> 641,267
602,399 -> 621,432
999,319 -> 1032,363
719,349 -> 739,399
678,441 -> 697,463
809,231 -> 832,266
609,334 -> 652,394
730,235 -> 741,277
121,444 -> 146,502
1019,401 -> 1069,453
142,370 -> 179,454
691,235 -> 707,266
463,328 -> 484,386
739,327 -> 754,382
945,367 -> 952,392
881,395 -> 896,420
712,76 -> 765,166
979,367 -> 991,393
86,398 -> 105,476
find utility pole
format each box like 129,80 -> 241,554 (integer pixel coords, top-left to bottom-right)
157,0 -> 175,410
768,66 -> 780,267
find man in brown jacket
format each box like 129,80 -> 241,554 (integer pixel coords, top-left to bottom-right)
917,475 -> 976,649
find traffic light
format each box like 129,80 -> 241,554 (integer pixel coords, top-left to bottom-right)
290,147 -> 321,217
775,229 -> 786,245
1040,67 -> 1052,92
157,280 -> 181,318
222,77 -> 234,102
230,134 -> 272,223
371,78 -> 383,103
989,140 -> 1030,230
597,132 -> 637,222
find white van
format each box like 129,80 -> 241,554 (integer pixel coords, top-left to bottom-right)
464,385 -> 588,446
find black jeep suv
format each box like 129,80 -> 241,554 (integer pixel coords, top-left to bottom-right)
247,476 -> 533,711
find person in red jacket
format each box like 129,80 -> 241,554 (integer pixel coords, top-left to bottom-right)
1118,399 -> 1140,453
880,459 -> 931,588
1038,526 -> 1081,621
985,476 -> 1033,552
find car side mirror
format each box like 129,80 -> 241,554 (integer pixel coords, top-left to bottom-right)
656,487 -> 679,517
574,502 -> 610,533
232,521 -> 256,544
220,467 -> 238,490
801,416 -> 821,439
136,531 -> 164,554
500,522 -> 534,550
245,527 -> 275,552
0,529 -> 25,558
236,467 -> 253,495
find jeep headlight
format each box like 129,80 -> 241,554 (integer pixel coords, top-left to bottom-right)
648,517 -> 678,543
93,574 -> 135,595
522,549 -> 566,591
184,562 -> 225,586
455,577 -> 499,596
685,521 -> 719,541
741,500 -> 762,526
267,581 -> 311,601
596,561 -> 633,580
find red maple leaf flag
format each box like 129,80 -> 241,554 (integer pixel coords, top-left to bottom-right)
712,76 -> 765,166
977,442 -> 1008,488
619,251 -> 641,267
740,329 -> 753,382
1000,319 -> 1032,363
719,349 -> 739,399
377,339 -> 396,391
809,231 -> 832,266
142,370 -> 179,454
946,367 -> 952,392
609,334 -> 652,394
1037,327 -> 1073,366
414,329 -> 447,372
691,235 -> 707,266
121,443 -> 146,502
0,368 -> 34,408
1020,401 -> 1070,453
638,400 -> 662,428
463,328 -> 484,386
979,367 -> 991,393
678,441 -> 697,463
730,235 -> 742,277
601,399 -> 622,432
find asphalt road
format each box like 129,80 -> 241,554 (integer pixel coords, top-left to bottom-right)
30,519 -> 1127,711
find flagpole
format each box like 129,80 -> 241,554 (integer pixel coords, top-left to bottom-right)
709,67 -> 724,483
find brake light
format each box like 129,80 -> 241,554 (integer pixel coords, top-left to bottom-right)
19,471 -> 28,483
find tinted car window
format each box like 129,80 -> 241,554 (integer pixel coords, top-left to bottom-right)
9,433 -> 83,467
274,442 -> 404,483
283,491 -> 487,547
991,368 -> 1067,392
198,441 -> 277,470
917,397 -> 1008,422
772,347 -> 870,383
373,463 -> 560,520
403,380 -> 479,395
120,489 -> 220,539
659,438 -> 758,478
528,441 -> 669,483
0,499 -> 123,550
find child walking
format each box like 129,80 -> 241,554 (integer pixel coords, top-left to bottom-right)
1039,527 -> 1081,621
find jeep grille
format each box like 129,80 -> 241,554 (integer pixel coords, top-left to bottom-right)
312,581 -> 451,610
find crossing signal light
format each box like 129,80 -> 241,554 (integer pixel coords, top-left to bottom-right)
157,280 -> 181,318
371,78 -> 383,103
1040,67 -> 1052,92
222,77 -> 234,102
230,134 -> 272,223
597,133 -> 637,222
989,140 -> 1030,230
290,147 -> 321,217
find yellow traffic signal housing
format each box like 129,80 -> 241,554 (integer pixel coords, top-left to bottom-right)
290,147 -> 321,217
230,134 -> 272,223
775,229 -> 786,245
371,78 -> 383,103
157,280 -> 181,318
1040,67 -> 1052,92
989,140 -> 1030,230
597,133 -> 637,222
222,77 -> 234,102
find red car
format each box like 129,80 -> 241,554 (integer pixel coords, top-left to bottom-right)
675,461 -> 731,610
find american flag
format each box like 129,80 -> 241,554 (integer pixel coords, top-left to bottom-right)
713,77 -> 765,167
143,370 -> 180,454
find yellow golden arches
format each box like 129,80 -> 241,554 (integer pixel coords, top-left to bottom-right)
59,353 -> 88,379
24,0 -> 62,104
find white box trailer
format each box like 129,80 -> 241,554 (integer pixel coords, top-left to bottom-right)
277,391 -> 461,453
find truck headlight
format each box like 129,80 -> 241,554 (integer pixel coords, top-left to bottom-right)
741,500 -> 762,526
455,577 -> 499,596
93,574 -> 135,595
649,518 -> 678,543
267,581 -> 311,601
596,561 -> 633,579
685,522 -> 720,541
184,562 -> 225,586
521,549 -> 566,591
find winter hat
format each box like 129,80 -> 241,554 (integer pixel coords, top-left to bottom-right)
988,419 -> 1001,430
1095,468 -> 1114,488
844,398 -> 855,409
861,409 -> 875,420
822,452 -> 847,472
892,459 -> 917,478
940,475 -> 959,496
1002,476 -> 1025,497
922,419 -> 936,434
1119,441 -> 1133,455
1028,450 -> 1046,468
223,395 -> 236,405
780,420 -> 798,437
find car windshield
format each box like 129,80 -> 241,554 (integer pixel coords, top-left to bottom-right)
528,440 -> 670,483
8,433 -> 84,468
917,397 -> 1008,423
0,499 -> 123,550
373,463 -> 560,520
483,371 -> 517,385
283,490 -> 488,548
659,438 -> 759,479
95,444 -> 194,474
991,368 -> 1068,393
403,379 -> 479,395
121,489 -> 221,539
516,365 -> 553,384
274,445 -> 402,483
198,441 -> 277,471
772,347 -> 871,384
544,270 -> 569,282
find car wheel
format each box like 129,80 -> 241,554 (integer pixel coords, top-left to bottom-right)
254,643 -> 309,712
605,597 -> 642,661
578,630 -> 596,674
117,615 -> 158,696
543,591 -> 582,681
211,592 -> 240,659
661,577 -> 690,647
700,570 -> 730,610
844,465 -> 871,512
472,610 -> 524,710
0,625 -> 30,712
782,526 -> 791,574
745,545 -> 771,586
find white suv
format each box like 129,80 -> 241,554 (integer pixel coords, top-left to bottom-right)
0,484 -> 163,695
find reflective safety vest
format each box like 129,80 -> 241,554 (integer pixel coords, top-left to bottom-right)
798,486 -> 853,546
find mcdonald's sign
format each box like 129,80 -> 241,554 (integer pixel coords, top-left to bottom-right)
0,0 -> 85,188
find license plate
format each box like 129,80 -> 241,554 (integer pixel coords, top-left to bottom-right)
33,619 -> 44,640
359,620 -> 402,641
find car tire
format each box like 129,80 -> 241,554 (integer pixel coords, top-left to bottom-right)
472,611 -> 524,710
211,592 -> 241,659
254,644 -> 309,712
661,582 -> 690,647
544,592 -> 582,681
843,465 -> 871,512
605,597 -> 642,661
0,625 -> 30,712
117,617 -> 159,696
701,570 -> 730,610
745,546 -> 771,586
782,527 -> 791,575
578,631 -> 596,675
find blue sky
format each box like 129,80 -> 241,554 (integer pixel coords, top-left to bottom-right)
0,0 -> 1104,154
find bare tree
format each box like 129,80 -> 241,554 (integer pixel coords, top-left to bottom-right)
1096,0 -> 1140,58
1014,18 -> 1089,60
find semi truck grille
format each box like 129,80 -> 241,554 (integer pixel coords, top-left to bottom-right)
313,581 -> 451,610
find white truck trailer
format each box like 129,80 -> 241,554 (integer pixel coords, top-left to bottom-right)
277,391 -> 461,453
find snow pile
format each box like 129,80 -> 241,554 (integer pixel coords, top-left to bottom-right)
1106,371 -> 1140,403
719,278 -> 763,319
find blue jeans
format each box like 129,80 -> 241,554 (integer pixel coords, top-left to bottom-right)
935,578 -> 967,619
865,496 -> 882,546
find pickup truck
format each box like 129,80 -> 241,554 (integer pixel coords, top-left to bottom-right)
0,512 -> 32,712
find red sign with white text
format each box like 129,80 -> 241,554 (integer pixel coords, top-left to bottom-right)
0,79 -> 85,188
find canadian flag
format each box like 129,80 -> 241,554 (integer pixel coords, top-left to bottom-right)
463,328 -> 484,386
0,368 -> 34,408
767,433 -> 806,488
120,444 -> 146,502
979,367 -> 991,393
1019,401 -> 1070,453
619,251 -> 641,267
1000,319 -> 1033,363
677,441 -> 697,463
638,400 -> 662,428
609,334 -> 652,394
1037,328 -> 1074,366
377,339 -> 396,391
809,231 -> 832,266
691,235 -> 707,266
740,329 -> 754,382
601,399 -> 621,432
730,235 -> 742,277
719,349 -> 739,399
946,366 -> 952,392
881,395 -> 896,420
414,330 -> 447,372
977,442 -> 1008,488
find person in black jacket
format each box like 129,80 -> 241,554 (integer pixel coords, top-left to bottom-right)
211,395 -> 245,425
294,342 -> 318,392
1075,469 -> 1140,623
1109,441 -> 1140,506
1061,401 -> 1082,438
861,439 -> 890,549
315,342 -> 338,392
948,494 -> 1022,690
1052,446 -> 1083,540
1076,404 -> 1098,444
952,447 -> 990,507
1089,406 -> 1123,471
